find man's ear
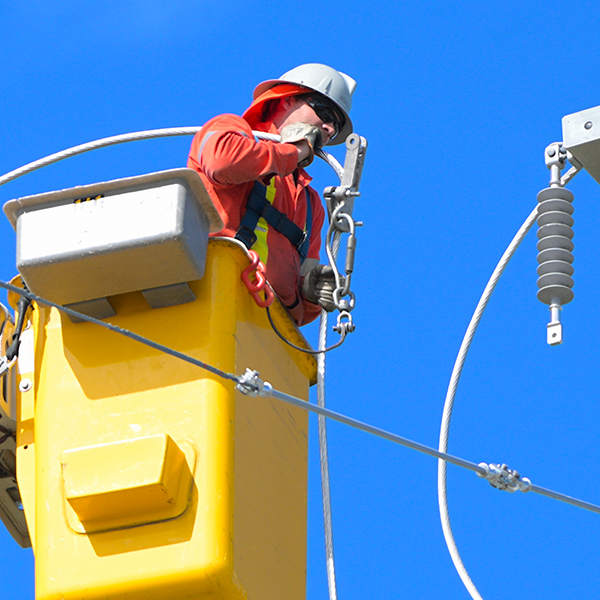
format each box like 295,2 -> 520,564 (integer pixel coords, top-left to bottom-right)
281,95 -> 298,109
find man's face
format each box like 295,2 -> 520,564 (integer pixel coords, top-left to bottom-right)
277,96 -> 338,146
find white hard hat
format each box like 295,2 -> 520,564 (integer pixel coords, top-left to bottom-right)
253,63 -> 357,145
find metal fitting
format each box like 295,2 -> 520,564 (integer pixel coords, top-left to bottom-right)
333,311 -> 356,336
477,462 -> 532,493
235,368 -> 273,397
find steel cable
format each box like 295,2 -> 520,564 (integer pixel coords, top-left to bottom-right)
316,233 -> 344,600
437,205 -> 538,600
0,127 -> 344,189
3,280 -> 600,520
5,128 -> 596,596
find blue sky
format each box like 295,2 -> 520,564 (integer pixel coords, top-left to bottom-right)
2,1 -> 600,598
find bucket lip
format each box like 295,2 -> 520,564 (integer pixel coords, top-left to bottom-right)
3,168 -> 224,234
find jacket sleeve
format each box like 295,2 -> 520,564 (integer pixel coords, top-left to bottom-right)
190,114 -> 299,187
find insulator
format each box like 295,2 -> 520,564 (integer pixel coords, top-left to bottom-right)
536,187 -> 574,305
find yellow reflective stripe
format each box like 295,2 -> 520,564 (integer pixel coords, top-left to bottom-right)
265,180 -> 276,203
252,179 -> 277,265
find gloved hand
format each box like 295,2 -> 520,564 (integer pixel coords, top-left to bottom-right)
280,122 -> 323,168
302,264 -> 343,312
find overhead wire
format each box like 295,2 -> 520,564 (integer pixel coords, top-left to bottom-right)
437,205 -> 538,600
2,282 -> 600,516
0,281 -> 239,385
3,128 -> 599,597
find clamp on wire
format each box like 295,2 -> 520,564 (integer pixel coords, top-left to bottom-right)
235,368 -> 273,397
477,462 -> 532,493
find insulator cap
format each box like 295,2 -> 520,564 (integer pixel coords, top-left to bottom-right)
537,248 -> 574,264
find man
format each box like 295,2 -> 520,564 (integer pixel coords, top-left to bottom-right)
187,63 -> 356,326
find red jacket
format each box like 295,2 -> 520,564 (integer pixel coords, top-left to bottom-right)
187,113 -> 325,326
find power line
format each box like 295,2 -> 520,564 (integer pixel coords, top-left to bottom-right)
3,280 -> 600,520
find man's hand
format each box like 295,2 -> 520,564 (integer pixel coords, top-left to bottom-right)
302,264 -> 342,312
280,122 -> 323,168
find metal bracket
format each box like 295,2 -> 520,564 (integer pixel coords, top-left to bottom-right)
324,133 -> 368,221
545,142 -> 568,187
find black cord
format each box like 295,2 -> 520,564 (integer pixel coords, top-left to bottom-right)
5,293 -> 33,361
265,305 -> 346,355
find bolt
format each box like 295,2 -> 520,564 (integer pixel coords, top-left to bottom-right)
585,121 -> 593,130
19,378 -> 32,392
547,148 -> 556,157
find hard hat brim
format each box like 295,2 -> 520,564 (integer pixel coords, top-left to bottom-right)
252,80 -> 353,146
242,83 -> 309,130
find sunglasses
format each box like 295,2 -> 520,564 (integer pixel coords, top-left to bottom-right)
302,95 -> 343,138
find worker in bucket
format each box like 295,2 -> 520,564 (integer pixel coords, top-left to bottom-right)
187,63 -> 356,326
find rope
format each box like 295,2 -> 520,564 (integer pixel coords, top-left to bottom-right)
316,183 -> 347,600
317,308 -> 338,600
437,205 -> 538,600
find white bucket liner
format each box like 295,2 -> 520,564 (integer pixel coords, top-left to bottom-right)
3,168 -> 223,307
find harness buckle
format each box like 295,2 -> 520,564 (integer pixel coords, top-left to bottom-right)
235,225 -> 258,249
295,231 -> 308,257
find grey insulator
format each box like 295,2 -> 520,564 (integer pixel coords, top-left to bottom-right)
536,187 -> 575,305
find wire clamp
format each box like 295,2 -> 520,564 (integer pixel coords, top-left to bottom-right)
477,462 -> 532,493
235,368 -> 273,398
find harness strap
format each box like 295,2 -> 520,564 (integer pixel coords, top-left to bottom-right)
235,181 -> 312,263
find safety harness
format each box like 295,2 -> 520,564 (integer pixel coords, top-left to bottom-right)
235,181 -> 312,263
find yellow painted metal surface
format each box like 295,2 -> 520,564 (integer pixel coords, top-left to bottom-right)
14,238 -> 316,600
62,433 -> 195,532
